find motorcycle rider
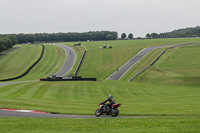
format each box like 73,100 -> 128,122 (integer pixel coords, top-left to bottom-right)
101,95 -> 115,111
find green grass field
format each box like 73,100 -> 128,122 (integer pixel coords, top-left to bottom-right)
1,38 -> 200,132
0,117 -> 199,133
13,44 -> 65,81
0,44 -> 42,80
0,81 -> 199,116
0,44 -> 66,81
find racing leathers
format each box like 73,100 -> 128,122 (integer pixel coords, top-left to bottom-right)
101,97 -> 116,110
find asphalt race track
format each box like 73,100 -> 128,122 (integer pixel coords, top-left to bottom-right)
107,44 -> 176,80
0,110 -> 166,118
53,44 -> 76,77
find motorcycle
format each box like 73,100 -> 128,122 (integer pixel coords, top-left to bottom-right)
95,103 -> 121,117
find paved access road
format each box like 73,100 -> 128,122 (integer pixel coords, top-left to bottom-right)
107,45 -> 176,80
53,44 -> 76,77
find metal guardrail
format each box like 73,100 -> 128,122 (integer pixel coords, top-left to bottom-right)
128,43 -> 200,81
40,76 -> 96,81
74,50 -> 86,76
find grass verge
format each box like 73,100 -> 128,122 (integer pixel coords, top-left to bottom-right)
0,117 -> 199,133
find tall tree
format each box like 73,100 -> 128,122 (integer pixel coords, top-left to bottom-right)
0,35 -> 17,52
121,33 -> 127,39
7,35 -> 18,46
151,33 -> 159,38
146,33 -> 151,39
128,33 -> 133,39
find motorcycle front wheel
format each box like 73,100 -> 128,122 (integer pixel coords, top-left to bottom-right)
95,109 -> 101,117
111,108 -> 119,117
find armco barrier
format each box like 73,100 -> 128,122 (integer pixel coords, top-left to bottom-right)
74,43 -> 81,46
128,43 -> 200,81
39,76 -> 96,81
0,44 -> 45,81
74,50 -> 86,76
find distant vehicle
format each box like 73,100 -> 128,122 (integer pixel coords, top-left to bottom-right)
95,103 -> 121,117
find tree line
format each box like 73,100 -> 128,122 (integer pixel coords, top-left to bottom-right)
0,35 -> 18,53
146,26 -> 200,39
1,31 -> 118,44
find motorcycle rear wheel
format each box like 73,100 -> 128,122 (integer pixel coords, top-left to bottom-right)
111,108 -> 119,117
95,109 -> 101,117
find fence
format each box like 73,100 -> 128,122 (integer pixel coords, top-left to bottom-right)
74,50 -> 86,76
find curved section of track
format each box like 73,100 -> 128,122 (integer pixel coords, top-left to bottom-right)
53,44 -> 76,77
107,45 -> 176,80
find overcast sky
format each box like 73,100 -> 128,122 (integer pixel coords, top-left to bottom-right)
0,0 -> 200,37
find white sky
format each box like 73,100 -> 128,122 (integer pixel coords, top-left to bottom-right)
0,0 -> 200,37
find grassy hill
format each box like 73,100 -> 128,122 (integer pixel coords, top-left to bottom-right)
60,38 -> 200,80
17,44 -> 66,81
0,44 -> 42,80
0,81 -> 199,116
1,39 -> 200,132
1,39 -> 200,115
134,44 -> 200,86
0,44 -> 66,81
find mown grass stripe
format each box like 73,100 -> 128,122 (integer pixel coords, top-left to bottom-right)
0,84 -> 26,98
18,83 -> 43,99
30,83 -> 49,99
4,84 -> 32,99
43,83 -> 60,100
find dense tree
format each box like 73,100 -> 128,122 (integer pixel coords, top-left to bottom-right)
0,35 -> 17,53
121,33 -> 127,39
7,35 -> 18,46
106,34 -> 114,40
14,31 -> 118,44
151,33 -> 159,38
128,33 -> 133,39
147,26 -> 200,39
146,33 -> 151,39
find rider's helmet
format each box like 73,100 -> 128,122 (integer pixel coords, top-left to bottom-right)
109,95 -> 113,98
